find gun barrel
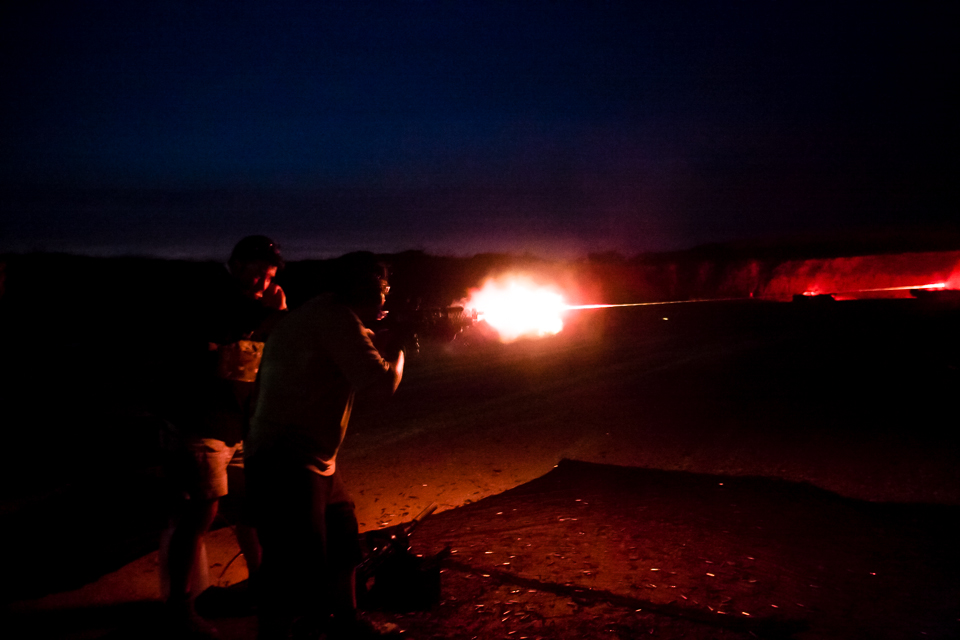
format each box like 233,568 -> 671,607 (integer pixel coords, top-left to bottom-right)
358,502 -> 439,581
410,502 -> 437,527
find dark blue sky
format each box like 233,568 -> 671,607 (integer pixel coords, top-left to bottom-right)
1,1 -> 955,259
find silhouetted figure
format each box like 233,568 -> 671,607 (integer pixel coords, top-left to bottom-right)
245,252 -> 405,639
161,236 -> 286,638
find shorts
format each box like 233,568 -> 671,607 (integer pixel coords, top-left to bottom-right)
169,437 -> 245,501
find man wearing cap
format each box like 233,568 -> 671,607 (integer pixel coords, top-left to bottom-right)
162,235 -> 287,637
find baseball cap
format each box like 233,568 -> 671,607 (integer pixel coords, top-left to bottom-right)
229,235 -> 284,268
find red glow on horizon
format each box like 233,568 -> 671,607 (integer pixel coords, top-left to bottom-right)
802,282 -> 948,298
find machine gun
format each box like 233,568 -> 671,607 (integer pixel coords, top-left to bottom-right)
356,503 -> 450,611
376,304 -> 478,353
405,305 -> 478,342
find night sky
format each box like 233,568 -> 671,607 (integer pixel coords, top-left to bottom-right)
1,1 -> 955,260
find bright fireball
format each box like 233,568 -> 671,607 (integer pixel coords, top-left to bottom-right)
463,276 -> 567,342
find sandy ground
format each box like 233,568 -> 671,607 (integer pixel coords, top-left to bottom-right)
4,299 -> 960,638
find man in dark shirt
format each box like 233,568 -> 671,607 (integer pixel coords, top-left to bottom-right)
163,236 -> 286,638
246,252 -> 405,639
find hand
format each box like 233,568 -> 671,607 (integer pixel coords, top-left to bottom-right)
374,325 -> 418,359
261,283 -> 287,310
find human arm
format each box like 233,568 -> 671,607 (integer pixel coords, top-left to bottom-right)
377,348 -> 404,397
248,283 -> 287,341
260,282 -> 286,311
352,327 -> 404,400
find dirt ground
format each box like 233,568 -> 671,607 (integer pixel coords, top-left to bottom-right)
4,299 -> 960,639
6,459 -> 958,639
389,460 -> 959,639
